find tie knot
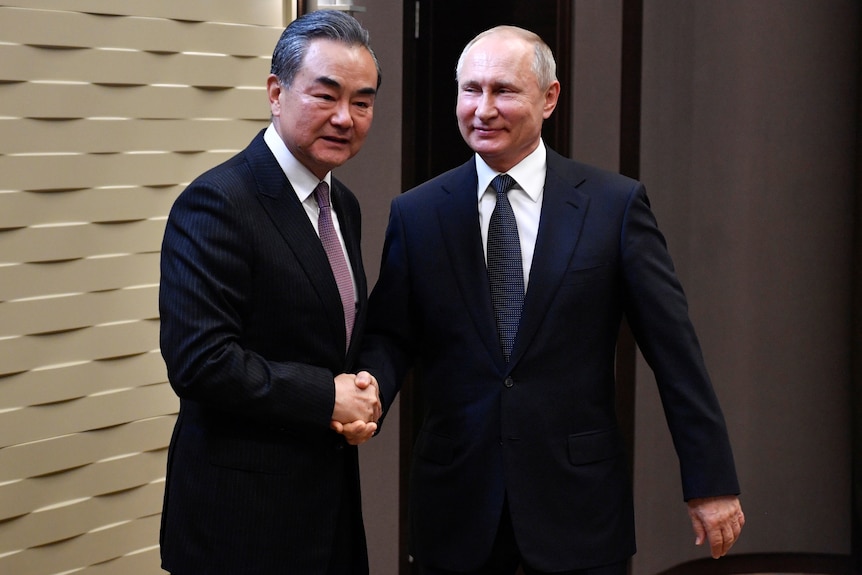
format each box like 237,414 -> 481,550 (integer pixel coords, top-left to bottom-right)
491,174 -> 516,198
314,181 -> 331,209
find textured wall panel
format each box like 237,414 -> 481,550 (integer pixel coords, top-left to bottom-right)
0,3 -> 280,574
0,83 -> 268,120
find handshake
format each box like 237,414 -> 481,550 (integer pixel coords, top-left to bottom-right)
330,371 -> 382,445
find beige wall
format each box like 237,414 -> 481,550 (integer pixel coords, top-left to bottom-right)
0,2 -> 282,574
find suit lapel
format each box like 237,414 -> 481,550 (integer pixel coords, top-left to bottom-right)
436,161 -> 505,368
246,132 -> 349,353
508,149 -> 590,367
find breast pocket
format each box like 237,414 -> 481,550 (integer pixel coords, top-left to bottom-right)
560,261 -> 613,289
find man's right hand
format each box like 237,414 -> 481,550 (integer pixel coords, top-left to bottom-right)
332,371 -> 381,426
331,371 -> 381,445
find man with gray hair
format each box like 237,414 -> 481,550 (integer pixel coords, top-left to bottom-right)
159,10 -> 381,574
362,25 -> 743,575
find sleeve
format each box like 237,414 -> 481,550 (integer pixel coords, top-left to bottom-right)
158,176 -> 336,430
620,182 -> 740,500
360,198 -> 417,427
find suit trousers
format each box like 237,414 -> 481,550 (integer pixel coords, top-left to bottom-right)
417,498 -> 628,575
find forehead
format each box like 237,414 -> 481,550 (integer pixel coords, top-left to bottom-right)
460,34 -> 534,83
299,39 -> 377,81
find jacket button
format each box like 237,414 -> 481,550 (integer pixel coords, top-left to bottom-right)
504,377 -> 514,388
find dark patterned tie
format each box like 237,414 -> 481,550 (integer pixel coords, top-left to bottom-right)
487,174 -> 524,362
314,181 -> 355,350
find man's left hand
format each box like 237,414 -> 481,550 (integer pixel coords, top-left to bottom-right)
687,495 -> 745,558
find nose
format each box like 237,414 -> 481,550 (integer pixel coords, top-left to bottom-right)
330,99 -> 354,128
475,91 -> 497,121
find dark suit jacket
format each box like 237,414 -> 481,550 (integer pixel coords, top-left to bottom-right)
362,147 -> 739,572
159,130 -> 369,575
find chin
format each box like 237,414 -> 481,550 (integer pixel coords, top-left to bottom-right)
317,153 -> 353,170
470,143 -> 506,159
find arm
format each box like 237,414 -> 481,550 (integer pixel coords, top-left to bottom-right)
621,183 -> 740,496
619,184 -> 743,553
356,198 -> 418,429
160,176 -> 348,430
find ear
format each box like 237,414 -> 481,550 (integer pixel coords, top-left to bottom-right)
542,80 -> 561,119
267,74 -> 283,116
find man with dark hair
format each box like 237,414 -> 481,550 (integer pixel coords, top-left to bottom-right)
159,10 -> 381,574
363,25 -> 743,575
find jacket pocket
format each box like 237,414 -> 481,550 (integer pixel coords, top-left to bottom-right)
416,429 -> 455,465
567,427 -> 623,466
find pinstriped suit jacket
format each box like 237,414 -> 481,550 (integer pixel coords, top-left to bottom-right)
159,130 -> 368,575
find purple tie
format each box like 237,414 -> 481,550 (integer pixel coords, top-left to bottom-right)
314,181 -> 355,350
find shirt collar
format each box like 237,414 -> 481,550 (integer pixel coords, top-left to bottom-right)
264,123 -> 330,203
475,140 -> 547,202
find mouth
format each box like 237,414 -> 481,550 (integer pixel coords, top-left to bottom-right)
322,135 -> 351,145
471,126 -> 501,137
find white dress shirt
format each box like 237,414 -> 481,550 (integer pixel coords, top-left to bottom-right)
263,123 -> 357,302
476,141 -> 546,290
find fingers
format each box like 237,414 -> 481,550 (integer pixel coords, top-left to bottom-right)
687,496 -> 744,559
353,371 -> 382,422
354,371 -> 372,389
689,513 -> 706,547
332,373 -> 380,424
336,420 -> 378,445
364,372 -> 382,421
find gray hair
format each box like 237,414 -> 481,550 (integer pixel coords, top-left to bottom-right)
456,25 -> 557,90
271,10 -> 382,89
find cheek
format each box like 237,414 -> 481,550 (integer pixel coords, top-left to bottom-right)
350,116 -> 373,142
456,99 -> 473,117
293,115 -> 326,142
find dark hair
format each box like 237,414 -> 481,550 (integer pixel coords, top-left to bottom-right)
271,10 -> 382,89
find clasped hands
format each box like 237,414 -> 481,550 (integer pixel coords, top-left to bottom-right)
330,371 -> 381,445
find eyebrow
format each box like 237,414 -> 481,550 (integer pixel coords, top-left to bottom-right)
460,79 -> 518,91
313,75 -> 377,96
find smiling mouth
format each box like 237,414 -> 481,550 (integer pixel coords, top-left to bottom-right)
472,126 -> 500,136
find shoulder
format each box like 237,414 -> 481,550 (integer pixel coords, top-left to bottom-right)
546,148 -> 640,193
189,133 -> 264,187
397,160 -> 476,207
179,133 -> 271,203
